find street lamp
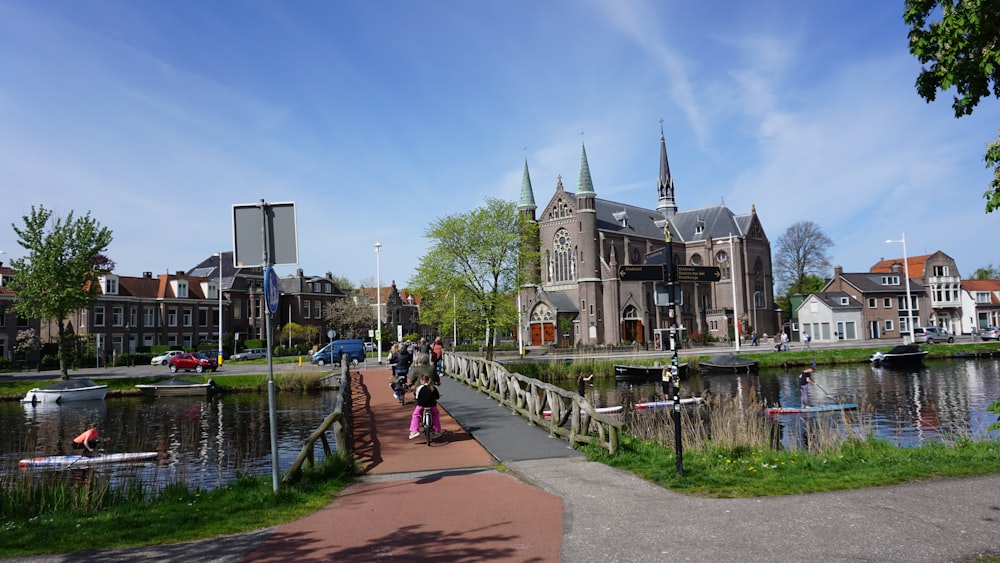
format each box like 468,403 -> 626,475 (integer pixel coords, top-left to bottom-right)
375,241 -> 382,364
214,252 -> 224,365
886,234 -> 915,344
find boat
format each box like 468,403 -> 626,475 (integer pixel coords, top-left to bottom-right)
869,345 -> 927,367
765,403 -> 858,415
613,363 -> 689,382
21,379 -> 108,404
135,377 -> 215,397
18,452 -> 159,469
542,406 -> 623,419
698,354 -> 759,373
634,397 -> 704,410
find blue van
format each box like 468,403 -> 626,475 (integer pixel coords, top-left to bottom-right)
311,339 -> 366,366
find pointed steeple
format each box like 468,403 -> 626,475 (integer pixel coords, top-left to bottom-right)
656,122 -> 677,219
518,157 -> 536,211
577,142 -> 595,196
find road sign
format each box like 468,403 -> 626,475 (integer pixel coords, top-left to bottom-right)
233,201 -> 299,267
618,264 -> 665,281
264,266 -> 280,315
674,265 -> 722,282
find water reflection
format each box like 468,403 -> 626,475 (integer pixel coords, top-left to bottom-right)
1,391 -> 341,492
559,358 -> 1000,448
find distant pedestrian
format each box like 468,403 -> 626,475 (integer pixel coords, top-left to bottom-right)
430,336 -> 444,376
577,373 -> 594,397
751,330 -> 758,346
799,367 -> 815,408
803,333 -> 811,349
781,331 -> 789,351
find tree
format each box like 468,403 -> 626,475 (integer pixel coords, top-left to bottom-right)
9,205 -> 113,379
773,221 -> 833,296
279,321 -> 319,348
972,264 -> 1000,279
324,293 -> 374,339
409,198 -> 539,361
904,0 -> 1000,211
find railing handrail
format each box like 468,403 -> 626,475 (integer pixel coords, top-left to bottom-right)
284,361 -> 352,483
442,351 -> 621,454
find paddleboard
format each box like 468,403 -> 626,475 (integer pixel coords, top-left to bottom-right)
765,403 -> 858,415
18,452 -> 158,469
542,406 -> 623,420
635,397 -> 704,410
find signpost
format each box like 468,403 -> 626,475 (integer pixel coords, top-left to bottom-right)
674,265 -> 722,282
617,264 -> 664,281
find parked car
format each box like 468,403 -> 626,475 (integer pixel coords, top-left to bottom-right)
979,326 -> 1000,341
311,339 -> 366,366
168,352 -> 217,373
151,350 -> 185,366
913,326 -> 955,344
231,348 -> 267,361
364,341 -> 376,353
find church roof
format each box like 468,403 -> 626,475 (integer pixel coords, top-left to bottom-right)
584,194 -> 749,244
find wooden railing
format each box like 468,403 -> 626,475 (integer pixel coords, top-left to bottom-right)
283,360 -> 352,483
442,352 -> 621,454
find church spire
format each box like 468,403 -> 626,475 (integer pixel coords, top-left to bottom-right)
518,156 -> 536,211
577,141 -> 595,196
656,121 -> 677,219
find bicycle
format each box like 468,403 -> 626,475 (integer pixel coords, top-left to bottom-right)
421,406 -> 434,446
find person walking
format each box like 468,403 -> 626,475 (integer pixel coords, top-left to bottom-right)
803,332 -> 811,349
430,336 -> 444,378
781,331 -> 790,351
799,367 -> 816,408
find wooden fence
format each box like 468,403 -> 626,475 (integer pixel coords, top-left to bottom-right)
443,352 -> 621,454
283,360 -> 352,483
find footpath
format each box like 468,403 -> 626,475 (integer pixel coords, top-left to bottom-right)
11,365 -> 1000,562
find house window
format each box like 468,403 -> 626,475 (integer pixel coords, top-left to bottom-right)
884,297 -> 892,308
326,283 -> 332,293
0,304 -> 5,327
104,278 -> 118,295
884,320 -> 894,331
880,276 -> 899,285
168,309 -> 178,327
976,292 -> 991,304
112,306 -> 124,327
199,307 -> 209,327
314,301 -> 321,319
94,306 -> 105,327
144,308 -> 155,327
839,297 -> 849,305
868,298 -> 876,308
933,265 -> 949,276
233,298 -> 242,319
304,300 -> 311,319
176,280 -> 188,298
129,307 -> 137,327
183,309 -> 192,327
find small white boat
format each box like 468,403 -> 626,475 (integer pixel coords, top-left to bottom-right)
18,452 -> 159,469
542,405 -> 623,420
21,379 -> 108,404
634,397 -> 704,410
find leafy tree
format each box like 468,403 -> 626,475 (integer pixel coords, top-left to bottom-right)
324,293 -> 374,339
971,264 -> 1000,279
409,198 -> 539,361
773,221 -> 833,296
904,0 -> 1000,211
9,205 -> 113,379
279,322 -> 319,347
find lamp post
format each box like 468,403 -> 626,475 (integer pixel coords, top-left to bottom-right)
214,252 -> 224,365
375,241 -> 382,364
886,234 -> 916,344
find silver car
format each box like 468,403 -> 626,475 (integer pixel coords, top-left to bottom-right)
979,326 -> 1000,341
150,350 -> 185,366
913,327 -> 954,344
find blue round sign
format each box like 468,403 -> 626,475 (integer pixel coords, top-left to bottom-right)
264,266 -> 280,315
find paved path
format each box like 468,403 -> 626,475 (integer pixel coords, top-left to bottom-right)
8,366 -> 1000,562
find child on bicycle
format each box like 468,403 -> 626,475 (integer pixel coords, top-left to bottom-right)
391,374 -> 409,402
409,374 -> 441,439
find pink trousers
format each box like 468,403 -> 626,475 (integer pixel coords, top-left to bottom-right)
410,406 -> 441,433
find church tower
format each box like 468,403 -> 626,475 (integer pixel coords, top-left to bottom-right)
518,157 -> 541,285
655,124 -> 678,219
576,142 -> 603,343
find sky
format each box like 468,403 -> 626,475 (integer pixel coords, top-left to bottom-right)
1,0 -> 998,290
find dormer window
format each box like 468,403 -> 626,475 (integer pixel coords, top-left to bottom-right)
695,220 -> 705,235
880,275 -> 900,286
174,279 -> 189,298
612,210 -> 628,227
102,276 -> 119,295
840,297 -> 849,305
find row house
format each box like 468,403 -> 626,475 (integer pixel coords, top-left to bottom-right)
358,281 -> 424,344
870,251 -> 962,335
277,268 -> 347,341
960,279 -> 1000,332
0,261 -> 40,361
811,266 -> 928,341
63,270 -> 222,356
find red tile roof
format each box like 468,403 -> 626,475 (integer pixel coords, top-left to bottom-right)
870,254 -> 932,278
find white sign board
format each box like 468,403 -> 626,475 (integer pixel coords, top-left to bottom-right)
233,201 -> 299,267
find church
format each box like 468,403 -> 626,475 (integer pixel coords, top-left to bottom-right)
518,128 -> 776,348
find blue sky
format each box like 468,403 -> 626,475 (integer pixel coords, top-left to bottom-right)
1,1 -> 998,290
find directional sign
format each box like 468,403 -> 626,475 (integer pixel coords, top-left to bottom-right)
674,265 -> 722,282
618,264 -> 665,281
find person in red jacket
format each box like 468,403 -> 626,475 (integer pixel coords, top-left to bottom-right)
72,423 -> 100,455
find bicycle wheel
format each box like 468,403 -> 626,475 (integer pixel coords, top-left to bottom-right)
423,410 -> 433,446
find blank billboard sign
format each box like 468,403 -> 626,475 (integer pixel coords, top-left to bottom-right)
232,201 -> 299,267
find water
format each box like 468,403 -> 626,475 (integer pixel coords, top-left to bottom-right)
559,357 -> 1000,448
1,390 -> 342,492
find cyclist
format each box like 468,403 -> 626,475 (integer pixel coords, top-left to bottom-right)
409,374 -> 441,439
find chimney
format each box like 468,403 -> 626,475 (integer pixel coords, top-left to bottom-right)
834,265 -> 843,278
143,271 -> 153,279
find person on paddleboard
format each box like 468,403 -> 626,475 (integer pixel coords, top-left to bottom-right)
72,423 -> 100,455
799,367 -> 815,408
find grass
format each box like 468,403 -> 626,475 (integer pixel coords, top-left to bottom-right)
0,456 -> 355,558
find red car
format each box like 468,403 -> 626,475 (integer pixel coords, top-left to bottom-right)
168,352 -> 218,373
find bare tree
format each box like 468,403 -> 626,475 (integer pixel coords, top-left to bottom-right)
774,221 -> 833,295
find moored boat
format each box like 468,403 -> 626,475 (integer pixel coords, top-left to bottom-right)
869,345 -> 927,367
542,405 -> 623,419
634,397 -> 704,410
135,377 -> 215,397
613,363 -> 689,381
698,354 -> 759,373
18,452 -> 159,469
20,379 -> 108,404
765,403 -> 858,415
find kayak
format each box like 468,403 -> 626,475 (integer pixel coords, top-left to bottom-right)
635,397 -> 704,410
18,452 -> 159,469
765,403 -> 858,415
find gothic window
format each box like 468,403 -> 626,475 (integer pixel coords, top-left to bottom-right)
553,229 -> 575,282
530,303 -> 553,321
691,253 -> 702,265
